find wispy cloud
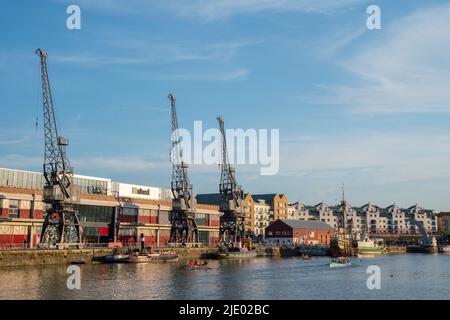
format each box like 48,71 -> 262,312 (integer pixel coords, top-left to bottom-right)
329,3 -> 450,114
55,0 -> 367,21
280,131 -> 450,184
50,40 -> 255,66
317,27 -> 367,59
169,68 -> 249,81
0,136 -> 31,145
160,0 -> 368,21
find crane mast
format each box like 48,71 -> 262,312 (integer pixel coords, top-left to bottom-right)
168,94 -> 198,246
217,116 -> 245,247
36,48 -> 81,248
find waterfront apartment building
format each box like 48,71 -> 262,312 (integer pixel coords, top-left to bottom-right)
196,193 -> 289,240
287,201 -> 438,236
252,194 -> 289,221
0,168 -> 220,248
253,198 -> 271,240
287,201 -> 310,220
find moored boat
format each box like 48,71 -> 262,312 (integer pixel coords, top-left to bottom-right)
126,253 -> 150,263
439,245 -> 450,253
330,257 -> 352,268
217,248 -> 257,259
329,235 -> 357,257
102,254 -> 130,263
148,251 -> 179,262
357,236 -> 387,255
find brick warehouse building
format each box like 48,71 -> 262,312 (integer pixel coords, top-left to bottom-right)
265,219 -> 335,246
0,168 -> 220,248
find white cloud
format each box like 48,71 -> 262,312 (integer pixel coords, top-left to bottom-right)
273,131 -> 450,210
169,68 -> 249,81
50,40 -> 256,66
53,0 -> 367,21
0,136 -> 30,145
331,3 -> 450,113
280,131 -> 450,184
161,0 -> 367,21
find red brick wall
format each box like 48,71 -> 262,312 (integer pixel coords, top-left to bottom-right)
119,215 -> 138,223
33,209 -> 44,219
158,230 -> 170,246
0,208 -> 8,218
209,216 -> 220,227
20,209 -> 30,219
210,236 -> 219,246
144,236 -> 157,245
293,229 -> 334,245
266,220 -> 334,245
139,216 -> 151,224
139,216 -> 157,224
0,234 -> 28,248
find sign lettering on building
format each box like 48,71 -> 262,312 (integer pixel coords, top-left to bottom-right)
132,187 -> 150,196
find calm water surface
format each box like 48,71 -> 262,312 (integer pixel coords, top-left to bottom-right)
0,254 -> 449,300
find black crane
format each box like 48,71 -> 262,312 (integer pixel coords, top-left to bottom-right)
217,116 -> 245,247
36,48 -> 82,248
168,94 -> 198,246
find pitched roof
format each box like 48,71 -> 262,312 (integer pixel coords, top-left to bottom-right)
196,193 -> 221,205
251,194 -> 278,202
278,219 -> 335,231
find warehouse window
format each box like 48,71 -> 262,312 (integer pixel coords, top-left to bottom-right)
8,200 -> 19,218
198,231 -> 209,246
195,213 -> 206,226
78,205 -> 114,223
122,207 -> 138,216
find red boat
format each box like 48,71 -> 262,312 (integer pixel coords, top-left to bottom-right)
185,260 -> 209,269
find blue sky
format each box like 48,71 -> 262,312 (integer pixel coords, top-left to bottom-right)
1,0 -> 450,210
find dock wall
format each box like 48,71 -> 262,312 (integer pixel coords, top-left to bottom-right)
0,247 -> 219,267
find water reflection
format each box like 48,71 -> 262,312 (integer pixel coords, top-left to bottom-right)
0,254 -> 449,300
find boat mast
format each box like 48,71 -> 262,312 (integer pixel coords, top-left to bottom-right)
340,184 -> 351,256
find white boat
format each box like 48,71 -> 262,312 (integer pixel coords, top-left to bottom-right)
330,257 -> 352,268
147,251 -> 179,262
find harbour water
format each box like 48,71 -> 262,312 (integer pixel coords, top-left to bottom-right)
0,254 -> 449,300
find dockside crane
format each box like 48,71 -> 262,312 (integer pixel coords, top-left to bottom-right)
36,48 -> 82,248
217,116 -> 245,247
168,94 -> 198,246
